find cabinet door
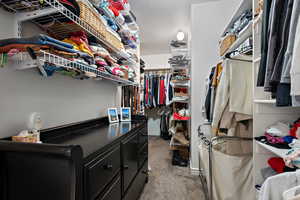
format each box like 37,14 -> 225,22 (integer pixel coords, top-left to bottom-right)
121,133 -> 139,193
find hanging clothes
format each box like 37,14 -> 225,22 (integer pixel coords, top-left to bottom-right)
212,57 -> 253,135
257,0 -> 273,87
256,0 -> 300,107
143,72 -> 171,108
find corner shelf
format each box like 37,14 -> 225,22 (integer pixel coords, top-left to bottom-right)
256,141 -> 290,158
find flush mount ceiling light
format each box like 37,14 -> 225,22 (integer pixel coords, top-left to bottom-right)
176,31 -> 185,41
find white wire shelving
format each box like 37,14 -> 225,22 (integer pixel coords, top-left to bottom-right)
0,0 -> 137,65
40,51 -> 137,85
12,50 -> 138,85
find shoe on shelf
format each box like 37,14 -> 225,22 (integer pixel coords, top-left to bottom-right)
173,132 -> 189,146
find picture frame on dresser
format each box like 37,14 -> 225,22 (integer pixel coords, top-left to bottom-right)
108,108 -> 119,123
120,107 -> 131,122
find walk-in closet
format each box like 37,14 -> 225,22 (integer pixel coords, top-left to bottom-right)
0,0 -> 299,199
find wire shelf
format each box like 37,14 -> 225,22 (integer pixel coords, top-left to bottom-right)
36,51 -> 138,86
0,0 -> 136,65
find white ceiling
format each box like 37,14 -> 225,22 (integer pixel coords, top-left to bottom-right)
130,0 -> 219,55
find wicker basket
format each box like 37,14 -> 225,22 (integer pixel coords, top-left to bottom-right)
219,34 -> 236,56
77,1 -> 106,38
104,29 -> 124,50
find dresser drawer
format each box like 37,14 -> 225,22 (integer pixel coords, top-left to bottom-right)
86,146 -> 121,200
138,143 -> 148,169
122,133 -> 139,194
138,126 -> 148,149
123,161 -> 148,200
97,175 -> 121,200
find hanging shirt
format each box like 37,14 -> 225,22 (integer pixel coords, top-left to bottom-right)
159,76 -> 166,105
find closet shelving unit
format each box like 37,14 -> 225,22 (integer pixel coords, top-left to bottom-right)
252,0 -> 300,196
221,0 -> 252,37
168,42 -> 191,163
0,0 -> 140,86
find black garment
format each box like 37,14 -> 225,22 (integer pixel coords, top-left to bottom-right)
276,83 -> 292,106
168,75 -> 173,102
204,67 -> 215,121
160,112 -> 171,140
257,0 -> 273,87
264,0 -> 289,93
270,0 -> 294,89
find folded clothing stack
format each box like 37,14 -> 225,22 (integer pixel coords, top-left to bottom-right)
168,55 -> 190,66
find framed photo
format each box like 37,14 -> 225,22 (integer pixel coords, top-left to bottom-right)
120,107 -> 131,122
108,108 -> 119,123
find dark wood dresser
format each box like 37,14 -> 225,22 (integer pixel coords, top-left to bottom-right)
0,115 -> 148,200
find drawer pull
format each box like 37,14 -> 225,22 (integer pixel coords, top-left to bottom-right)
124,165 -> 129,170
103,164 -> 113,170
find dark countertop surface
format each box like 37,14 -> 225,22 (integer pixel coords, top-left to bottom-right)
49,121 -> 145,159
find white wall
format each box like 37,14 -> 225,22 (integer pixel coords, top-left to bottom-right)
142,53 -> 171,69
0,11 -> 120,138
190,0 -> 240,172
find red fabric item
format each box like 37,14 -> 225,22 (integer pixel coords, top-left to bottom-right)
159,78 -> 165,105
145,77 -> 149,105
109,5 -> 119,16
268,157 -> 285,173
290,122 -> 300,137
173,113 -> 190,121
109,0 -> 124,10
69,31 -> 93,52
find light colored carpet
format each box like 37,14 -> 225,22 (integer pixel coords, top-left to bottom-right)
139,137 -> 206,200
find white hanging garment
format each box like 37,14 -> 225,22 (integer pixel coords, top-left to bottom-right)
259,170 -> 300,200
228,57 -> 253,115
283,185 -> 300,200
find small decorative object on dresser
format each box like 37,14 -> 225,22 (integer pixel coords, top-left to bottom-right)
121,107 -> 131,122
108,108 -> 119,123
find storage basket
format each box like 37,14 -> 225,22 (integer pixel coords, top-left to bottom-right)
77,1 -> 106,38
104,29 -> 124,50
219,34 -> 236,56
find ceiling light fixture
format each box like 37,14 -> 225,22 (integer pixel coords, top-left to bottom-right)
176,31 -> 185,41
